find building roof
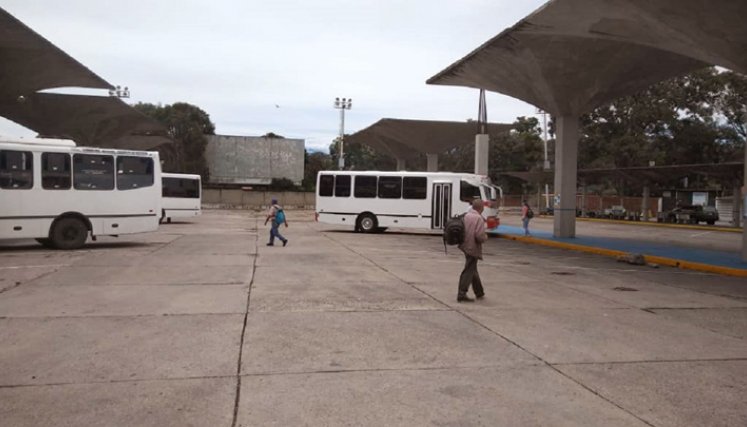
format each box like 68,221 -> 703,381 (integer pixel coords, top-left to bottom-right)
347,118 -> 513,160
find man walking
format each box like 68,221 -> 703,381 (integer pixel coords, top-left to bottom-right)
457,199 -> 488,302
264,198 -> 288,247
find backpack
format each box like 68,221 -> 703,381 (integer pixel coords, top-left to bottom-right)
274,206 -> 286,224
526,208 -> 534,219
442,214 -> 466,253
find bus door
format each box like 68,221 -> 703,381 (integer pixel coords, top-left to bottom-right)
431,181 -> 452,229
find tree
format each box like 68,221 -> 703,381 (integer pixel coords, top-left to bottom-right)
134,102 -> 215,180
328,137 -> 396,171
439,116 -> 544,194
263,132 -> 285,138
577,67 -> 745,170
302,150 -> 333,191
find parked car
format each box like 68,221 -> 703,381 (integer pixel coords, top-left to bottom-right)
661,205 -> 719,225
602,205 -> 627,220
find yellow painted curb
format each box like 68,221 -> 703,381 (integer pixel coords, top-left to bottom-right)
494,233 -> 747,278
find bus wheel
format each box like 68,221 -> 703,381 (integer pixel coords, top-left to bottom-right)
357,213 -> 378,233
51,217 -> 88,250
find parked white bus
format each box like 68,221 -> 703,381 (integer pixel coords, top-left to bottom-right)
315,170 -> 500,232
0,139 -> 162,249
161,172 -> 201,223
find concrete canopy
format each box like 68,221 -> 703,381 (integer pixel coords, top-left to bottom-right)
524,0 -> 747,75
503,163 -> 745,187
346,126 -> 419,161
0,93 -> 170,150
347,119 -> 512,161
426,17 -> 708,116
0,8 -> 112,99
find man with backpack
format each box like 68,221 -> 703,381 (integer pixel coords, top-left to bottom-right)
456,199 -> 488,302
264,198 -> 288,247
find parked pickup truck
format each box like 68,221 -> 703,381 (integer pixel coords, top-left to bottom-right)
658,205 -> 719,225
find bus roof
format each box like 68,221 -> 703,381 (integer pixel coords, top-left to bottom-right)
316,170 -> 490,180
0,140 -> 157,157
162,172 -> 202,180
0,137 -> 76,147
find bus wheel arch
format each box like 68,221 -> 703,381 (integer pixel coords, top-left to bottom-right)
356,212 -> 378,233
49,213 -> 91,250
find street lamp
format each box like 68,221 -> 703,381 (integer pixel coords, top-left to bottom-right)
536,108 -> 551,209
108,85 -> 130,98
535,108 -> 550,170
333,97 -> 352,169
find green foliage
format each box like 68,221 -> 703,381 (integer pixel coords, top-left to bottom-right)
263,132 -> 285,138
328,137 -> 396,171
439,116 -> 544,193
134,102 -> 215,180
302,150 -> 334,191
268,177 -> 297,191
577,67 -> 746,170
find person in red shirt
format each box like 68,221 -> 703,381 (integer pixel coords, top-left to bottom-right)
457,199 -> 488,302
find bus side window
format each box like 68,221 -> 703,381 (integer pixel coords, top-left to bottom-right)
354,175 -> 377,198
460,180 -> 481,202
403,177 -> 427,199
319,174 -> 334,197
74,154 -> 114,190
117,156 -> 154,190
42,152 -> 71,190
378,176 -> 402,199
334,174 -> 351,197
0,150 -> 33,189
183,179 -> 200,198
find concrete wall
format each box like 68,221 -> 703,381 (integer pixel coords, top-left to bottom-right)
203,189 -> 315,209
205,135 -> 305,186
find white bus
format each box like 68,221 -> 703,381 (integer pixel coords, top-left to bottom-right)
161,172 -> 201,223
0,139 -> 162,249
315,170 -> 500,233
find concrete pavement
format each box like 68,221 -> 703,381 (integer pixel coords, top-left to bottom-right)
1,209 -> 745,426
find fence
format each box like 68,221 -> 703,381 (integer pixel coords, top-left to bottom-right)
504,194 -> 660,216
202,189 -> 315,209
203,189 -> 661,216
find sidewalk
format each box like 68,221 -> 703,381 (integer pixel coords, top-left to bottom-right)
491,224 -> 747,277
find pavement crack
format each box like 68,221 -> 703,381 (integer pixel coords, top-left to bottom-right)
230,218 -> 258,427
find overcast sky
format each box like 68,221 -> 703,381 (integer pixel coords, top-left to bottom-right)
1,0 -> 546,151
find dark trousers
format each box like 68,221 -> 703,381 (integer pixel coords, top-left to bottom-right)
458,255 -> 484,297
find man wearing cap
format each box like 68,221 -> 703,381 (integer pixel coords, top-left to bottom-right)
264,198 -> 288,247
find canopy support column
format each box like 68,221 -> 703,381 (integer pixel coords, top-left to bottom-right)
733,181 -> 741,228
426,153 -> 438,172
553,115 -> 579,238
642,184 -> 650,222
475,134 -> 489,176
742,112 -> 747,261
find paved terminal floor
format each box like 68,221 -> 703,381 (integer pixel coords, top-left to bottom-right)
1,209 -> 746,426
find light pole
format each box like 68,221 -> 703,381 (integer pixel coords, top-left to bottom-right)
536,108 -> 551,208
334,97 -> 352,169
